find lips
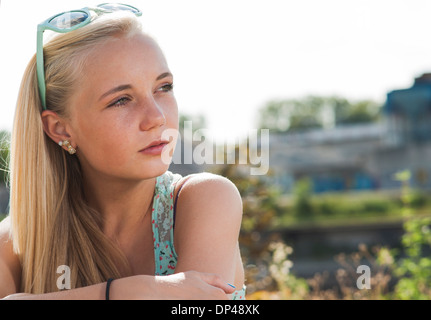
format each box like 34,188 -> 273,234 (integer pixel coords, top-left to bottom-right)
139,139 -> 170,155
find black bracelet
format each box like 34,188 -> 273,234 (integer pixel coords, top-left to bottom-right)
106,278 -> 114,300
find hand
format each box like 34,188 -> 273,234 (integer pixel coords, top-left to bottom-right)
111,271 -> 236,300
157,271 -> 236,300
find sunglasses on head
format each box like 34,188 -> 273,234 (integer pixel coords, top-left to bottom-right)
36,3 -> 142,110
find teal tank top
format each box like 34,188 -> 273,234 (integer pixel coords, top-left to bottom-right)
152,171 -> 246,300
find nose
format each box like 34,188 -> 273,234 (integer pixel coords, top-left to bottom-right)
139,96 -> 167,131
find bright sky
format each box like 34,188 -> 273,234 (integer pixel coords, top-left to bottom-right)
1,0 -> 431,142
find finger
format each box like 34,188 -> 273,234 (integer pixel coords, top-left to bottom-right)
201,273 -> 236,294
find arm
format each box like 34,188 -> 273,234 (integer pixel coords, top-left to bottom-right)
0,217 -> 234,300
3,272 -> 234,300
0,216 -> 116,299
173,173 -> 244,288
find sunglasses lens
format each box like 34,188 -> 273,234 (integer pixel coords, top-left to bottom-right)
98,3 -> 140,14
49,11 -> 89,29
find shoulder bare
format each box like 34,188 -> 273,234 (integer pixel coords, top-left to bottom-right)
0,216 -> 17,264
0,216 -> 21,297
0,216 -> 12,243
173,173 -> 244,274
175,172 -> 243,217
177,172 -> 240,193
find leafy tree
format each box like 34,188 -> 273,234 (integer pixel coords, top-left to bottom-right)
258,95 -> 381,133
0,131 -> 10,218
0,131 -> 10,186
331,97 -> 381,125
258,96 -> 324,132
178,113 -> 207,134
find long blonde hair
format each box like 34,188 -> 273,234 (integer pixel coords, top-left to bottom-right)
10,13 -> 143,293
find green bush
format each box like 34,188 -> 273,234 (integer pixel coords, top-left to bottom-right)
277,185 -> 431,228
409,191 -> 428,209
362,200 -> 392,214
292,178 -> 314,220
316,200 -> 336,216
392,217 -> 431,299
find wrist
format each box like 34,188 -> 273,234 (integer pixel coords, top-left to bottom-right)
107,275 -> 156,300
105,278 -> 115,300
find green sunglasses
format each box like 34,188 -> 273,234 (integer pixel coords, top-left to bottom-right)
36,3 -> 142,110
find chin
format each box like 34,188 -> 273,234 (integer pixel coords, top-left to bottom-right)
140,159 -> 172,179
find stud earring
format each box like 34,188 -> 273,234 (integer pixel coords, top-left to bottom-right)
59,140 -> 77,155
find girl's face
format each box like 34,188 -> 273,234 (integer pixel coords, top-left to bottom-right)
67,33 -> 178,181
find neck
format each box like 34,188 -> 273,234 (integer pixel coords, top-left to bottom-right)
82,171 -> 157,239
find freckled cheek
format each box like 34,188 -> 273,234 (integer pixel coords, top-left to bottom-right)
76,117 -> 132,167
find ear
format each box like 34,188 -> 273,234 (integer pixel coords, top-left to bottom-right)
41,110 -> 75,148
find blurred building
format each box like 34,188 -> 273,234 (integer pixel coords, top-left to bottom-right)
269,73 -> 431,193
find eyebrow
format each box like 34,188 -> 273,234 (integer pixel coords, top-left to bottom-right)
98,72 -> 173,102
156,72 -> 173,81
99,84 -> 132,102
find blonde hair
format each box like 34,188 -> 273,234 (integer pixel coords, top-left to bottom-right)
10,13 -> 143,293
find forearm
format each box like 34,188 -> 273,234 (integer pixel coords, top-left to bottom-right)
3,281 -> 107,300
2,275 -> 155,300
2,272 -> 233,300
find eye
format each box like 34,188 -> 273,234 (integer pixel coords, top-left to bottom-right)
157,83 -> 174,93
108,96 -> 131,108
